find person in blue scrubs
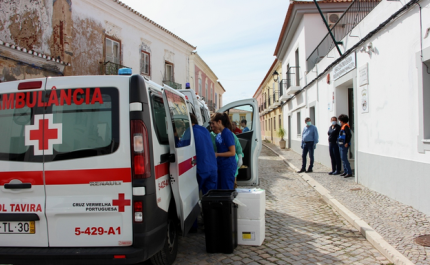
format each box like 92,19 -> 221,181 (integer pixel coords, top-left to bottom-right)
211,112 -> 236,190
189,113 -> 217,195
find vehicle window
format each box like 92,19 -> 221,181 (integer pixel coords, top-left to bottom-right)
151,95 -> 169,145
0,93 -> 32,161
164,90 -> 191,148
228,104 -> 254,132
0,88 -> 119,162
49,87 -> 119,161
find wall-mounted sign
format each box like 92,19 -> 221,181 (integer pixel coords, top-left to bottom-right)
359,64 -> 369,86
361,85 -> 369,113
333,53 -> 356,80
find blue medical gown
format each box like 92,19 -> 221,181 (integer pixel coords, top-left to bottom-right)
192,125 -> 217,194
215,128 -> 237,189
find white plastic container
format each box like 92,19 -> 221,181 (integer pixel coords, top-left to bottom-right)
235,189 -> 265,220
237,218 -> 265,246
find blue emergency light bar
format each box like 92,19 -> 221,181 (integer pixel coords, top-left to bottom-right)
118,68 -> 132,75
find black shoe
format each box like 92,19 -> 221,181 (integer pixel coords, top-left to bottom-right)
332,171 -> 340,175
340,172 -> 347,176
344,174 -> 353,178
306,169 -> 313,173
328,172 -> 334,175
297,169 -> 306,173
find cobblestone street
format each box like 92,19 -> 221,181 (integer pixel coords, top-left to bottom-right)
173,146 -> 389,265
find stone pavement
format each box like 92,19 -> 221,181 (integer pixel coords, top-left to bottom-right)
173,146 -> 389,265
264,142 -> 430,265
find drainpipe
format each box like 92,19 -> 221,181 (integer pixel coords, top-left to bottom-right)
313,0 -> 343,56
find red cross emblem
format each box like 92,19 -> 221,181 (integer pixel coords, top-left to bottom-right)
25,114 -> 62,156
112,193 -> 131,212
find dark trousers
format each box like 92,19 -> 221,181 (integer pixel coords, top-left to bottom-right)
339,145 -> 352,175
301,141 -> 314,170
329,142 -> 341,172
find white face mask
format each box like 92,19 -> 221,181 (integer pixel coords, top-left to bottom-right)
331,121 -> 337,125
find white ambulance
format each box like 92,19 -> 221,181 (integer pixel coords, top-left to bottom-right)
0,74 -> 261,264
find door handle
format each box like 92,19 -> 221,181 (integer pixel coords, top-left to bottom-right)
4,183 -> 32,189
191,159 -> 196,166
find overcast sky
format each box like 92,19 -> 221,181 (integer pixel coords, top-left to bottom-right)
120,0 -> 290,105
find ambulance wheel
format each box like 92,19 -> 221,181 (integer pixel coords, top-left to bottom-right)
150,214 -> 179,265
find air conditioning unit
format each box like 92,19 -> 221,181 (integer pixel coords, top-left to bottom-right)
326,13 -> 343,27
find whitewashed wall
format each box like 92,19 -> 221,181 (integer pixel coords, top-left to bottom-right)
74,0 -> 194,86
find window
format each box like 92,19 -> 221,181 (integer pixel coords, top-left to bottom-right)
215,93 -> 218,109
165,62 -> 174,81
274,117 -> 276,130
295,48 -> 300,86
198,78 -> 202,96
141,51 -> 150,76
219,95 -> 222,108
0,88 -> 120,162
297,112 -> 301,135
105,38 -> 120,64
205,82 -> 208,99
164,90 -> 191,148
279,115 -> 282,129
151,95 -> 169,145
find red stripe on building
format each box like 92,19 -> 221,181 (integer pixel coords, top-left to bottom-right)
155,162 -> 169,179
0,171 -> 44,185
178,156 -> 196,176
45,168 -> 131,185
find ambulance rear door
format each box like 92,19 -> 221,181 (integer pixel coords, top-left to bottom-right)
43,76 -> 133,247
161,86 -> 200,235
0,79 -> 49,246
218,99 -> 262,186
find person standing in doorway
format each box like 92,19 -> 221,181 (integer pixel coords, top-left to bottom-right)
338,114 -> 353,178
297,117 -> 319,173
328,117 -> 341,175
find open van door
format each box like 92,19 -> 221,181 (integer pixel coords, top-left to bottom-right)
218,99 -> 261,186
162,86 -> 200,235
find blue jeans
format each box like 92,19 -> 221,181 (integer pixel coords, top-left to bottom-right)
329,142 -> 341,172
301,141 -> 314,170
339,145 -> 352,175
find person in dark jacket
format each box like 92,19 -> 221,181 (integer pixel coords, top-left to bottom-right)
337,114 -> 353,178
328,116 -> 341,175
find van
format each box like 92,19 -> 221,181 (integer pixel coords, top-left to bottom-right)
178,89 -> 210,126
0,74 -> 261,264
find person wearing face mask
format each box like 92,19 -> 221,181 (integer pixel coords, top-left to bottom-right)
327,117 -> 341,175
297,117 -> 319,173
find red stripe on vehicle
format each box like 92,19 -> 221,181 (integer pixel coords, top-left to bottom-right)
155,162 -> 169,180
0,171 -> 44,185
178,156 -> 196,176
45,168 -> 131,185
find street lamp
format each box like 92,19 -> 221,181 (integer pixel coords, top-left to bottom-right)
272,70 -> 279,82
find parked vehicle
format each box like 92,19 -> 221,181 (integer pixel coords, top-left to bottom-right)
0,73 -> 260,264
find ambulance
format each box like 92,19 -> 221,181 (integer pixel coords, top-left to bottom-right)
0,73 -> 261,264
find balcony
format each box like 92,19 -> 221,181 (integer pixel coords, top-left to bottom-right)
163,80 -> 182,90
272,91 -> 281,107
306,0 -> 382,71
284,66 -> 301,95
100,61 -> 131,75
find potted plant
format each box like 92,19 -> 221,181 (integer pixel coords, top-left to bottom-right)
277,127 -> 286,149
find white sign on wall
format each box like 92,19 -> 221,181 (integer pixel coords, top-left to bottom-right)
333,53 -> 356,80
359,64 -> 369,86
361,85 -> 369,113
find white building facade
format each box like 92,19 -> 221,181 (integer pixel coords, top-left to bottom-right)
276,0 -> 430,215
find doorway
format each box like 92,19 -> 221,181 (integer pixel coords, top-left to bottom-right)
348,88 -> 355,160
288,116 -> 291,148
310,106 -> 316,126
271,118 -> 274,142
